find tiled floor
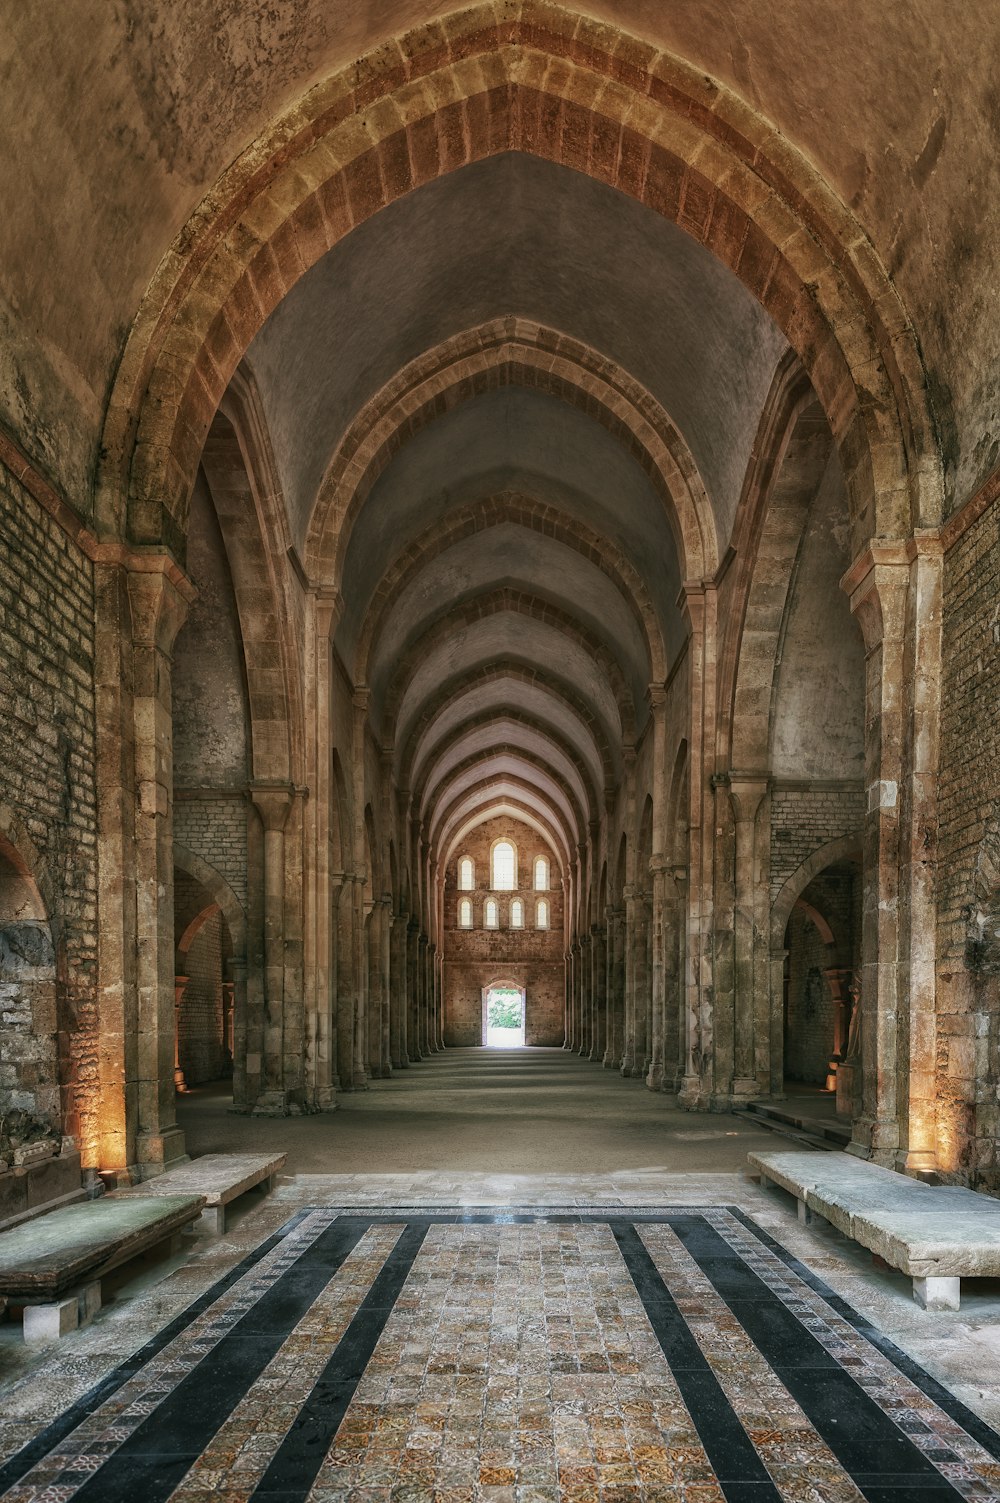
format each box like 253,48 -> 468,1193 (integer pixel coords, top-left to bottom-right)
3,1198 -> 1000,1502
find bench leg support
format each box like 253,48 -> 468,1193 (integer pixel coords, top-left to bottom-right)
196,1205 -> 227,1237
23,1280 -> 101,1343
912,1275 -> 960,1311
797,1199 -> 828,1229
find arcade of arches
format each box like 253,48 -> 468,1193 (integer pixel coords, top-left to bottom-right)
1,0 -> 999,1204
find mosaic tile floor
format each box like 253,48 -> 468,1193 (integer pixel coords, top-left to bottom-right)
2,1205 -> 1000,1503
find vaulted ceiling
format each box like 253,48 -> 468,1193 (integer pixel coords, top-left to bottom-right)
3,0 -> 996,888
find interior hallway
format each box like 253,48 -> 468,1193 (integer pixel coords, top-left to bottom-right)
178,1048 -> 783,1176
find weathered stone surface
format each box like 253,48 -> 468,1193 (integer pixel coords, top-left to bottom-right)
116,1152 -> 285,1209
0,1194 -> 204,1300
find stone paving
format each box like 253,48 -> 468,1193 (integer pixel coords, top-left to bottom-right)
3,1186 -> 1000,1501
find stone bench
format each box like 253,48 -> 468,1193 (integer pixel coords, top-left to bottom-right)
0,1193 -> 205,1342
748,1149 -> 1000,1310
115,1152 -> 286,1235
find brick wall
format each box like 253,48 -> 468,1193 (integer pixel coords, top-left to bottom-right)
936,495 -> 1000,1185
0,464 -> 97,1147
174,794 -> 248,909
770,785 -> 864,902
442,816 -> 564,1046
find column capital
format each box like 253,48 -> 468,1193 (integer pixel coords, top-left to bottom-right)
841,541 -> 917,650
127,566 -> 194,657
313,587 -> 344,636
250,780 -> 294,832
727,773 -> 769,824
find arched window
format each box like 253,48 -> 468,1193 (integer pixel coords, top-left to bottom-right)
510,898 -> 524,928
536,899 -> 549,929
533,855 -> 549,891
458,898 -> 473,929
485,898 -> 499,929
491,840 -> 516,890
458,856 -> 474,891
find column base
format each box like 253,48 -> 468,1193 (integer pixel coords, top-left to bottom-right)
677,1075 -> 702,1110
135,1125 -> 188,1179
645,1063 -> 664,1091
730,1076 -> 761,1102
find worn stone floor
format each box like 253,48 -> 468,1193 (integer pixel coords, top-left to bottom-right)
3,1050 -> 1000,1502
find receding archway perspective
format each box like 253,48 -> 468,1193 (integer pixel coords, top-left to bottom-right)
2,4 -> 1000,1497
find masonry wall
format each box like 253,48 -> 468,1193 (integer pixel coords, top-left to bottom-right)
442,816 -> 564,1046
0,463 -> 97,1150
173,471 -> 249,912
770,786 -> 865,903
936,494 -> 1000,1185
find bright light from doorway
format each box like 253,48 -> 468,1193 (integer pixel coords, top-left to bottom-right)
485,985 -> 525,1047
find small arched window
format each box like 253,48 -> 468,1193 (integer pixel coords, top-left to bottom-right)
533,856 -> 549,891
536,899 -> 549,929
458,898 -> 473,929
491,840 -> 516,891
458,856 -> 474,891
510,898 -> 524,928
485,898 -> 499,928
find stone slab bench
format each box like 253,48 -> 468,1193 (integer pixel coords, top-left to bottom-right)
0,1193 -> 204,1342
748,1149 -> 1000,1310
115,1152 -> 286,1235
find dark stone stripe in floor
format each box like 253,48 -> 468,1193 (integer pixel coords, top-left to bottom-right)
727,1205 -> 1000,1468
669,1215 -> 965,1501
611,1221 -> 782,1502
4,1206 -> 1000,1503
0,1208 -> 313,1496
250,1222 -> 428,1500
62,1216 -> 378,1503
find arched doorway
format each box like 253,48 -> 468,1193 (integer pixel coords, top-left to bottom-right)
780,855 -> 862,1116
483,983 -> 526,1047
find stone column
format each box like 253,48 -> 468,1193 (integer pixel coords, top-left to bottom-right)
417,932 -> 430,1056
620,884 -> 638,1077
844,540 -> 941,1172
728,775 -> 769,1101
646,857 -> 669,1090
577,933 -> 591,1055
249,783 -> 294,1114
226,956 -> 249,1109
603,906 -> 623,1068
128,567 -> 193,1176
661,868 -> 684,1093
406,919 -> 421,1061
589,923 -> 607,1062
173,976 -> 190,1093
389,911 -> 408,1068
304,590 -> 341,1113
677,581 -> 719,1112
675,867 -> 702,1106
329,873 -> 350,1092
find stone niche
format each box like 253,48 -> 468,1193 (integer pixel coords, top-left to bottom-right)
0,859 -> 84,1229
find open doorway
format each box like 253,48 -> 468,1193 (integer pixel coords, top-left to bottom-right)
483,984 -> 525,1047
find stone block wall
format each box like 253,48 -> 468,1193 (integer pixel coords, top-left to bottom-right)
0,463 -> 97,1149
175,794 -> 248,910
442,816 -> 564,1046
936,494 -> 1000,1184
